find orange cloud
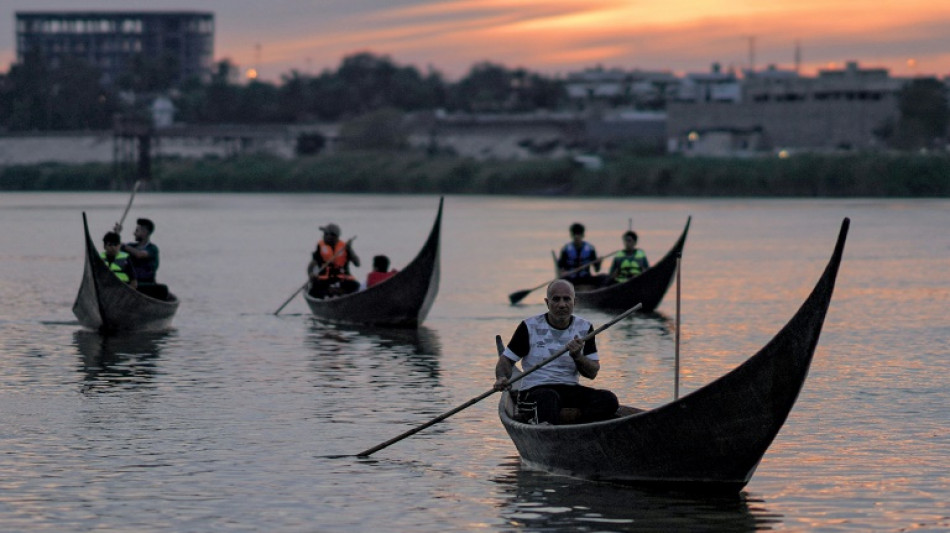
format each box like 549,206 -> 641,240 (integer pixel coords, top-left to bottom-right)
219,0 -> 950,79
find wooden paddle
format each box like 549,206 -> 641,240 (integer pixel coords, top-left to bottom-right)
508,249 -> 620,305
674,251 -> 681,400
356,302 -> 642,457
113,179 -> 142,233
273,236 -> 356,315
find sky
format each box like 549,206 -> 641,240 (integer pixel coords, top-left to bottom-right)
4,0 -> 950,82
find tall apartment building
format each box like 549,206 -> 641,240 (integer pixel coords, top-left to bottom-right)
15,11 -> 214,87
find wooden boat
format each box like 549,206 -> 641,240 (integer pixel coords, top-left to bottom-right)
499,218 -> 849,493
303,197 -> 442,328
72,213 -> 179,333
570,217 -> 690,312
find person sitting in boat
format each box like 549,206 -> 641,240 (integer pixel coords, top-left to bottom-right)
557,222 -> 606,286
604,230 -> 649,286
308,223 -> 361,298
114,217 -> 167,300
366,255 -> 398,288
493,279 -> 619,425
100,231 -> 137,289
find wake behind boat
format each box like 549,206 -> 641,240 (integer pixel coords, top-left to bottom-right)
499,218 -> 849,492
73,213 -> 179,333
303,197 -> 442,328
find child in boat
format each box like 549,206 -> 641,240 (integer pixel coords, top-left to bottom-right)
605,230 -> 649,285
101,231 -> 137,288
366,255 -> 398,288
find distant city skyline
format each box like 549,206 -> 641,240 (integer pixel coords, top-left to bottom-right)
4,0 -> 950,82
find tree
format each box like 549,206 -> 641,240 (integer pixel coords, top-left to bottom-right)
889,78 -> 949,150
0,50 -> 114,130
48,56 -> 116,129
0,49 -> 52,130
449,62 -> 514,112
277,70 -> 313,122
338,107 -> 408,150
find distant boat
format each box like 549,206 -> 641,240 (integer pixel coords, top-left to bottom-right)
569,217 -> 690,312
303,197 -> 442,328
73,213 -> 179,333
499,218 -> 849,492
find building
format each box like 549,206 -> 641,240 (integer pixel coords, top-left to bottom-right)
565,66 -> 679,110
668,61 -> 906,155
15,11 -> 214,87
675,63 -> 742,103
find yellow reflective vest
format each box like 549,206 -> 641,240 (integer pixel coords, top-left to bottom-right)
100,251 -> 132,283
613,249 -> 648,282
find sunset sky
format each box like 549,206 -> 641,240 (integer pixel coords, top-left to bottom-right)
4,0 -> 950,82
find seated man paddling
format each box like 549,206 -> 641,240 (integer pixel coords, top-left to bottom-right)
308,222 -> 361,298
494,279 -> 619,425
114,217 -> 167,300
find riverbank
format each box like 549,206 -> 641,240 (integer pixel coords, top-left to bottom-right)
1,151 -> 947,197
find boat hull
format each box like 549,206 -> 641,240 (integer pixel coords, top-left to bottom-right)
304,198 -> 442,328
72,213 -> 179,333
500,218 -> 848,492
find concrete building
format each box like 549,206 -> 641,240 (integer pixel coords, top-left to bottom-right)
668,61 -> 906,155
675,63 -> 742,103
565,66 -> 679,110
15,11 -> 214,87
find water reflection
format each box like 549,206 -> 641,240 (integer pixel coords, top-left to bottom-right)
74,329 -> 170,392
493,463 -> 780,532
305,319 -> 442,381
625,311 -> 674,335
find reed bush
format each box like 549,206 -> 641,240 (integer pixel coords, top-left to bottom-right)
2,151 -> 947,197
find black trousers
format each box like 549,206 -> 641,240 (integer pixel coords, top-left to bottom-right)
137,283 -> 169,301
519,384 -> 619,425
308,278 -> 360,299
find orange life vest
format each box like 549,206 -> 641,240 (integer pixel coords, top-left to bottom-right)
315,240 -> 355,281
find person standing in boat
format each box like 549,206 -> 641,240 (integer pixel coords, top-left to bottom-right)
557,222 -> 604,285
605,230 -> 649,285
493,279 -> 619,425
114,218 -> 166,299
100,231 -> 137,289
308,223 -> 361,298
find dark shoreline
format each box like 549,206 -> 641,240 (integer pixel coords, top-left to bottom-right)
1,151 -> 948,197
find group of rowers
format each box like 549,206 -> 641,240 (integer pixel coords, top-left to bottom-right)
557,222 -> 649,287
99,218 -> 647,303
99,218 -> 396,301
98,216 -> 652,428
302,220 -> 649,300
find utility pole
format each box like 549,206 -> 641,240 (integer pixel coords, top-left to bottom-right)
747,35 -> 756,74
794,39 -> 802,73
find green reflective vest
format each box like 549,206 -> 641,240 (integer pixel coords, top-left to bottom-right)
100,251 -> 132,283
614,249 -> 647,283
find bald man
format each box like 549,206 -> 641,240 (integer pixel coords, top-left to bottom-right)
494,279 -> 619,425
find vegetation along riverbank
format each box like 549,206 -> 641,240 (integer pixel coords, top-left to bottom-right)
1,151 -> 947,197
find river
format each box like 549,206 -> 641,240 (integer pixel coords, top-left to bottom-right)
0,193 -> 947,531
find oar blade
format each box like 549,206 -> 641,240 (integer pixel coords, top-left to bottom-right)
508,289 -> 531,305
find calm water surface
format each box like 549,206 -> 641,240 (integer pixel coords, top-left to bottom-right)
0,193 -> 947,532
